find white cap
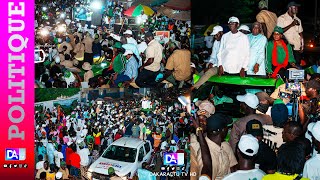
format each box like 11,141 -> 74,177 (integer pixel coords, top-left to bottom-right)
236,93 -> 259,109
311,121 -> 320,142
190,63 -> 196,68
171,140 -> 176,144
238,134 -> 259,156
123,49 -> 133,56
123,30 -> 133,35
55,56 -> 61,64
228,16 -> 240,24
211,25 -> 223,36
42,124 -> 46,127
239,25 -> 251,32
84,125 -> 87,129
55,172 -> 63,179
67,141 -> 72,146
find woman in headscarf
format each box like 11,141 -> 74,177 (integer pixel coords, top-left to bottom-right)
266,26 -> 296,79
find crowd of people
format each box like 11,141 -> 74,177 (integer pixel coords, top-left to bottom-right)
189,1 -> 320,180
190,1 -> 306,91
35,0 -> 192,89
34,93 -> 192,179
190,74 -> 320,180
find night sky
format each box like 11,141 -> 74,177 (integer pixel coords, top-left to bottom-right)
192,0 -> 319,27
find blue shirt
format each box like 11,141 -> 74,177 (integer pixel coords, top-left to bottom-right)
122,44 -> 142,67
247,33 -> 267,76
124,56 -> 139,80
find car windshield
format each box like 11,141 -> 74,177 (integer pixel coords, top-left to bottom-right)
102,145 -> 137,163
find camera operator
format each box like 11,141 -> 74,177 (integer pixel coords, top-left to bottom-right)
299,79 -> 320,131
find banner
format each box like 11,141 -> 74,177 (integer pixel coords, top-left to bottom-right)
0,0 -> 34,179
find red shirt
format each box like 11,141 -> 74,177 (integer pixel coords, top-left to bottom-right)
115,133 -> 122,141
65,147 -> 73,165
69,152 -> 81,169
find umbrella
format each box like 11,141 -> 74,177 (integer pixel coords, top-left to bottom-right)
171,10 -> 190,21
203,24 -> 218,36
164,0 -> 191,10
124,4 -> 154,17
131,0 -> 168,7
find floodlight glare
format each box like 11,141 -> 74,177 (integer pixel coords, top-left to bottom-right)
91,1 -> 102,10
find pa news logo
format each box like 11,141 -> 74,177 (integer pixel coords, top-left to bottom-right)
163,153 -> 184,165
5,148 -> 26,161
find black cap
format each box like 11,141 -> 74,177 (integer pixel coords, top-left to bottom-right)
246,119 -> 263,137
287,1 -> 301,8
145,31 -> 154,38
206,113 -> 233,132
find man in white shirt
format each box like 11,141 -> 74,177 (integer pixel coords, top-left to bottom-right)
204,32 -> 214,50
36,155 -> 45,171
123,30 -> 137,45
303,121 -> 320,180
277,1 -> 304,66
191,25 -> 223,90
54,145 -> 64,168
217,16 -> 250,77
223,134 -> 265,180
79,143 -> 90,179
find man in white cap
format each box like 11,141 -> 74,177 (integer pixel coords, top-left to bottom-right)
113,49 -> 139,86
217,16 -> 250,77
303,121 -> 320,179
191,25 -> 224,90
223,134 -> 265,180
238,25 -> 251,35
123,29 -> 137,45
229,93 -> 273,152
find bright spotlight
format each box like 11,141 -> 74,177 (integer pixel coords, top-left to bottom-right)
91,1 -> 102,10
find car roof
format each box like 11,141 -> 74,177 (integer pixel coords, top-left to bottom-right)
111,137 -> 147,148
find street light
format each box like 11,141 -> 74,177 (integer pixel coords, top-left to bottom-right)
91,1 -> 102,10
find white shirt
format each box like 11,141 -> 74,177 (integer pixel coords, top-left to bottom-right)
208,40 -> 221,66
222,169 -> 266,180
36,161 -> 44,170
277,12 -> 303,51
262,125 -> 284,151
54,151 -> 64,168
79,148 -> 90,166
204,35 -> 214,49
217,31 -> 250,74
303,154 -> 320,180
127,37 -> 138,45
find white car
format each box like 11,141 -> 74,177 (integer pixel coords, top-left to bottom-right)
88,137 -> 153,180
